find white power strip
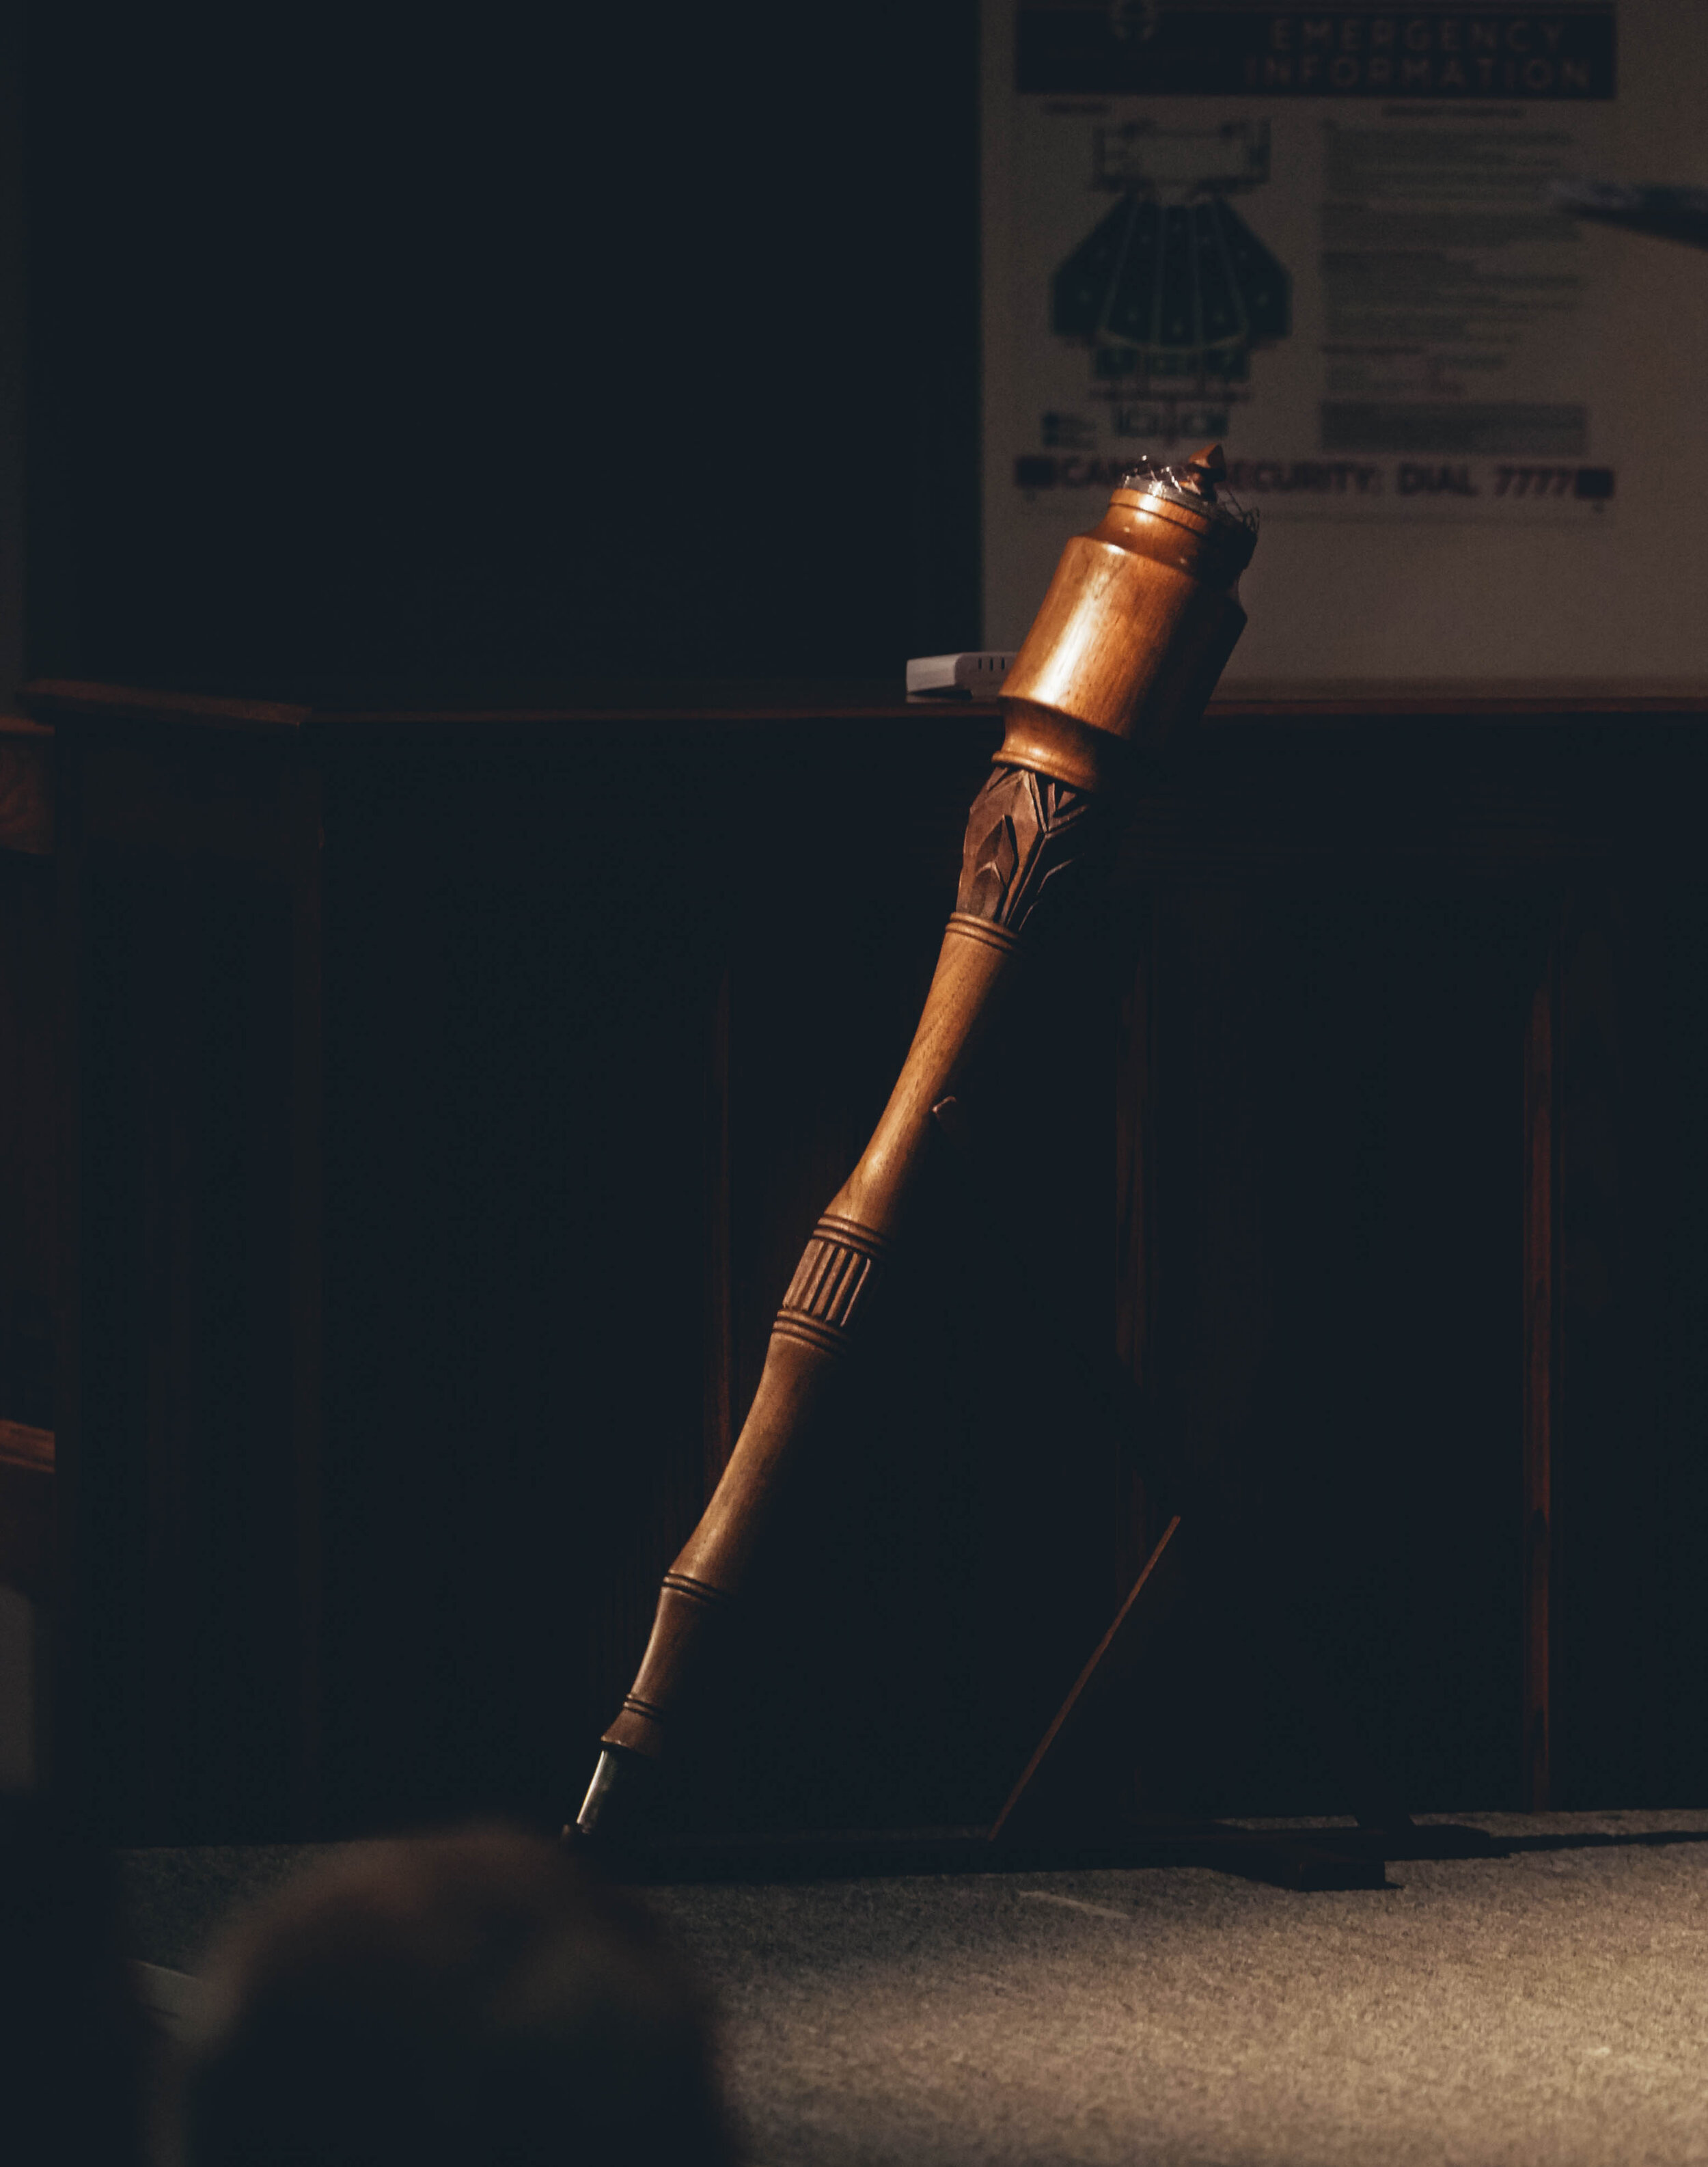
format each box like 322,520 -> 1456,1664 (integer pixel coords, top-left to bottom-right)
905,652 -> 1016,698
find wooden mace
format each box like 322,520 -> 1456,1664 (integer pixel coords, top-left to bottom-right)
577,447 -> 1257,1837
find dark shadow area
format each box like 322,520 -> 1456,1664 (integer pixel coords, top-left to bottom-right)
27,2 -> 981,696
1498,1828 -> 1708,1853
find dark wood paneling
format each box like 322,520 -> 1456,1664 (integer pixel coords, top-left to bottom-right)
0,720 -> 52,857
54,722 -> 322,1841
312,722 -> 741,1835
73,849 -> 300,1835
1551,868 -> 1708,1808
0,1421 -> 53,1603
38,687 -> 1708,1841
0,845 -> 53,1430
1523,913 -> 1561,1808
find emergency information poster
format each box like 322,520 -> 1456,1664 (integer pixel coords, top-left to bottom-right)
980,1 -> 1668,674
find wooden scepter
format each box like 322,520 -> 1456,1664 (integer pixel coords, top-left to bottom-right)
575,447 -> 1256,1838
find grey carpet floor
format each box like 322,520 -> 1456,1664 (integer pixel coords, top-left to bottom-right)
121,1813 -> 1708,2166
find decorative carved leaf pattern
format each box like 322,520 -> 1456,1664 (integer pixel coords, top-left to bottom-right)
956,766 -> 1097,933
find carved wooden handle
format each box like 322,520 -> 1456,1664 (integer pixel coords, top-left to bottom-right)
600,776 -> 1093,1763
585,450 -> 1256,1812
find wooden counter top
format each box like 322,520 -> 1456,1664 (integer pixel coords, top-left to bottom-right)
25,676 -> 1708,731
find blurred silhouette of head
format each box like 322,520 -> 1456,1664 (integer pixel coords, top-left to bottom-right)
182,1823 -> 732,2167
0,1792 -> 148,2167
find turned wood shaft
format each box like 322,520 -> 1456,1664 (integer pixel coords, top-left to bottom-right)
600,451 -> 1256,1769
601,920 -> 1015,1758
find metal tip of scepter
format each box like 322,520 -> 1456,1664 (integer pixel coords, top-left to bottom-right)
566,1747 -> 630,1846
